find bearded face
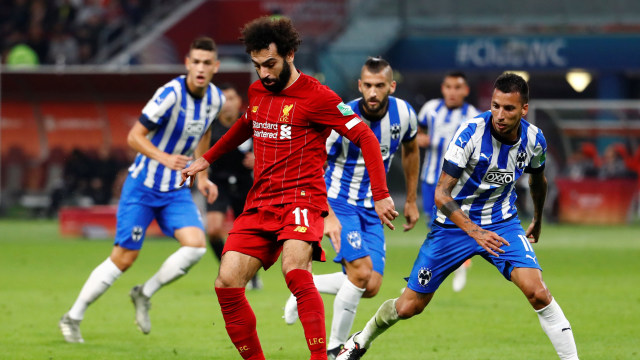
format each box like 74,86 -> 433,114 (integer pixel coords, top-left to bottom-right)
260,58 -> 291,93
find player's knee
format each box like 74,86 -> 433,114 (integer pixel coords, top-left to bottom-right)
110,247 -> 138,271
349,265 -> 373,287
214,273 -> 238,288
362,276 -> 382,298
530,287 -> 552,307
523,285 -> 551,308
363,285 -> 380,298
395,299 -> 422,319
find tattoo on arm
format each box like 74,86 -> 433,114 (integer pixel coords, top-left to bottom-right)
439,200 -> 460,218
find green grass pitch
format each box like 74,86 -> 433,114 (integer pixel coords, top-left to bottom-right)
0,218 -> 638,359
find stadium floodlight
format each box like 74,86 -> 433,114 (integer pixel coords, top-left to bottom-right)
504,70 -> 529,83
566,69 -> 592,93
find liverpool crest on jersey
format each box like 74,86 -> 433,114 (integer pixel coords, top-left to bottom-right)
279,104 -> 294,123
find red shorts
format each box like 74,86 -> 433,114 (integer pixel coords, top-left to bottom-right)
224,203 -> 326,270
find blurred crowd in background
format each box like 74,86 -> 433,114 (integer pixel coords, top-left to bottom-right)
1,0 -> 639,225
566,142 -> 640,180
2,145 -> 133,217
1,0 -> 164,66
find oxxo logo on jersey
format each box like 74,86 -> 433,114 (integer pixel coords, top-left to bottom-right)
483,169 -> 514,185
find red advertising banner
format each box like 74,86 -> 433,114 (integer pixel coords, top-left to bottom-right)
555,177 -> 638,224
59,205 -> 162,238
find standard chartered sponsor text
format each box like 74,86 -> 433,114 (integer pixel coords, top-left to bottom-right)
253,121 -> 279,130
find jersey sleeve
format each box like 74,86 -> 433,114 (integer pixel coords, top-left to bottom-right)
140,86 -> 177,130
307,86 -> 361,134
203,113 -> 253,164
467,104 -> 482,118
417,99 -> 436,129
206,86 -> 226,133
525,129 -> 547,173
442,121 -> 478,178
402,102 -> 419,143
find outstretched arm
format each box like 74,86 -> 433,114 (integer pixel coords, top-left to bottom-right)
434,172 -> 510,256
181,115 -> 252,186
324,201 -> 341,252
193,130 -> 218,204
345,122 -> 399,230
525,170 -> 547,243
415,127 -> 430,148
401,138 -> 420,231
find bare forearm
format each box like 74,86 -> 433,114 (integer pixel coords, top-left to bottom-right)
203,116 -> 252,164
128,130 -> 166,163
438,198 -> 482,235
529,173 -> 548,223
416,130 -> 430,148
195,131 -> 212,182
435,173 -> 483,236
402,140 -> 420,203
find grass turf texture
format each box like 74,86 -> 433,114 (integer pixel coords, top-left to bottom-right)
0,218 -> 638,359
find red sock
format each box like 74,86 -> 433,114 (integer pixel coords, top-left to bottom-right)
215,287 -> 264,360
285,269 -> 326,360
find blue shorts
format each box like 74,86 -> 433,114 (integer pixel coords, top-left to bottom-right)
421,181 -> 436,222
407,217 -> 542,293
329,199 -> 386,275
114,175 -> 204,250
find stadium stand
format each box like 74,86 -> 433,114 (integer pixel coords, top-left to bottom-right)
1,0 -> 639,226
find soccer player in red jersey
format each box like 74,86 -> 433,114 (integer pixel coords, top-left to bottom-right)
181,16 -> 398,360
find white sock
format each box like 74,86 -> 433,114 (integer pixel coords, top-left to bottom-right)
68,257 -> 122,320
141,246 -> 206,297
356,298 -> 400,349
313,272 -> 347,294
328,280 -> 365,349
536,298 -> 579,360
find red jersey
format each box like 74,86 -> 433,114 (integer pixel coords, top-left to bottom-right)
204,72 -> 389,213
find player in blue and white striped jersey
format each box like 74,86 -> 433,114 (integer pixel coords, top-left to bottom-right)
339,73 -> 579,360
60,37 -> 223,344
417,71 -> 480,292
417,72 -> 480,222
283,57 -> 420,358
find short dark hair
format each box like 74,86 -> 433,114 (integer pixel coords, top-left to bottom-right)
240,16 -> 301,57
444,71 -> 467,82
190,36 -> 217,52
494,73 -> 529,104
363,56 -> 391,73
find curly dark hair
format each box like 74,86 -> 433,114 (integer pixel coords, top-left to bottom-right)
495,73 -> 529,104
240,16 -> 301,57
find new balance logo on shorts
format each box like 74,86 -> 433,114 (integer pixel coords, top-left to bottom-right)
293,226 -> 307,233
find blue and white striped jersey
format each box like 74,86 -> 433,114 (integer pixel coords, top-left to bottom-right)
129,76 -> 224,192
325,96 -> 418,208
435,111 -> 546,226
418,99 -> 480,185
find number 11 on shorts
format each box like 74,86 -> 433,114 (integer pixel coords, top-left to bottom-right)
292,207 -> 309,226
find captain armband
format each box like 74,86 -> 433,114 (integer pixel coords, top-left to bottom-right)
439,200 -> 461,218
